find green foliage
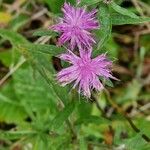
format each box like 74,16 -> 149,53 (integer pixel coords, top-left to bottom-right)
124,134 -> 150,150
45,0 -> 75,13
97,3 -> 112,49
116,80 -> 142,103
51,101 -> 76,131
79,0 -> 102,6
9,14 -> 30,31
25,43 -> 65,56
111,13 -> 150,25
0,29 -> 28,47
33,29 -> 57,37
110,1 -> 139,19
0,50 -> 12,67
0,0 -> 150,149
0,91 -> 27,124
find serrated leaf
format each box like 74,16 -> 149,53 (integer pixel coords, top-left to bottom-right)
110,2 -> 138,19
0,65 -> 58,124
0,130 -> 37,140
104,79 -> 114,87
0,30 -> 66,104
49,133 -> 71,149
97,3 -> 112,49
0,29 -> 28,47
116,80 -> 142,103
13,66 -> 57,112
124,134 -> 150,150
26,43 -> 65,56
28,52 -> 71,105
79,0 -> 102,6
9,14 -> 29,31
45,0 -> 75,13
22,41 -> 71,106
51,101 -> 76,130
33,29 -> 57,37
0,92 -> 27,124
76,115 -> 110,125
77,99 -> 92,118
0,29 -> 28,71
111,13 -> 150,25
33,135 -> 49,150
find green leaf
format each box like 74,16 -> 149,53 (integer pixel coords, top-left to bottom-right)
0,30 -> 28,63
51,101 -> 76,130
45,0 -> 64,13
28,51 -> 71,105
33,29 -> 57,37
77,99 -> 92,119
0,50 -> 12,67
0,29 -> 28,47
79,0 -> 102,6
13,66 -> 57,112
104,79 -> 114,88
23,42 -> 71,105
9,14 -> 29,31
124,134 -> 150,150
76,115 -> 110,125
104,37 -> 119,58
45,0 -> 75,13
0,65 -> 58,124
49,133 -> 71,149
0,92 -> 27,124
26,43 -> 65,56
110,2 -> 138,19
79,137 -> 87,150
33,135 -> 49,150
0,130 -> 37,140
111,13 -> 150,25
116,80 -> 142,103
96,3 -> 112,49
136,118 -> 150,137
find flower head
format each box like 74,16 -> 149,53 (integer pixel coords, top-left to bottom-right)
57,49 -> 115,98
51,3 -> 99,50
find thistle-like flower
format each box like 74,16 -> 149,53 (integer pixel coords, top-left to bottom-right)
51,3 -> 99,50
57,49 -> 115,98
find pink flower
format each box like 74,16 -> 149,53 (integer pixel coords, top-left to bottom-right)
51,3 -> 99,50
57,49 -> 116,98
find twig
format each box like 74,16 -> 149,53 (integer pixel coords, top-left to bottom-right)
142,74 -> 150,86
138,1 -> 150,15
131,102 -> 150,117
30,8 -> 48,20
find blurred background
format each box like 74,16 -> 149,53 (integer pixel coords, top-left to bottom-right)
0,0 -> 150,150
